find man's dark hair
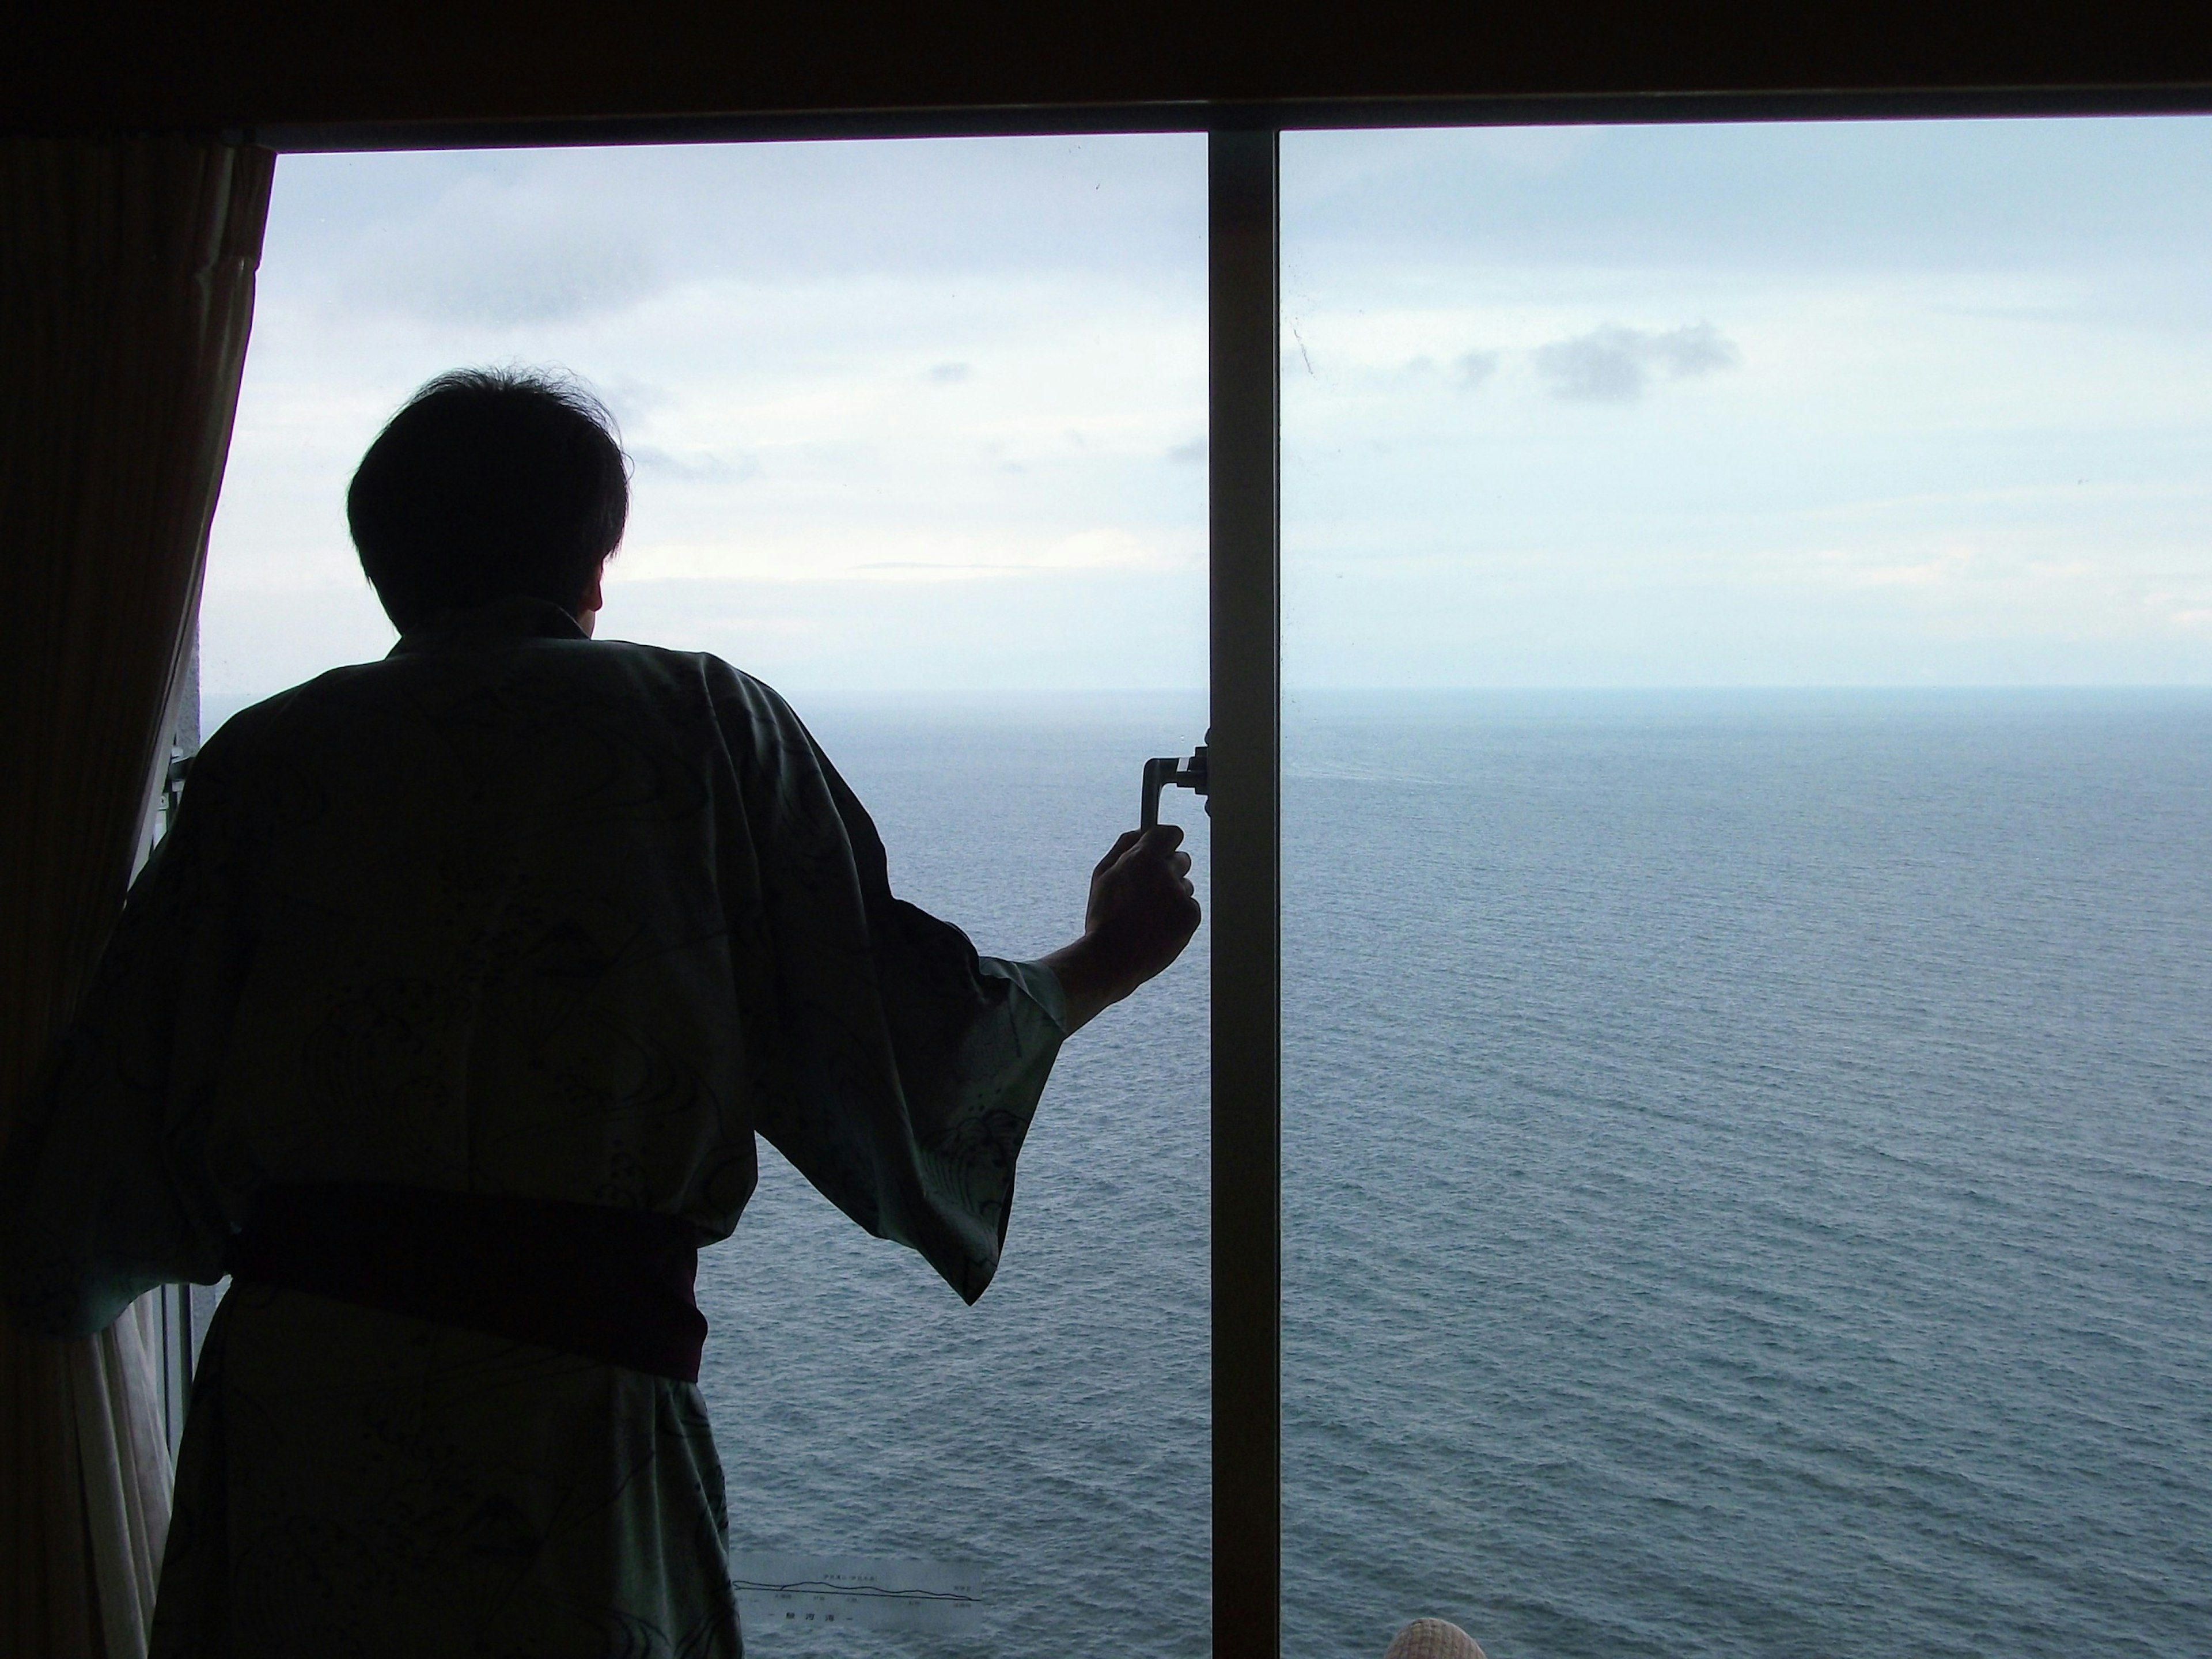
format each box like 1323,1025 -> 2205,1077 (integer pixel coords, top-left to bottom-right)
347,367 -> 629,632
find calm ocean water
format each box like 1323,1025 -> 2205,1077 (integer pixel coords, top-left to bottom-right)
669,691 -> 2203,1657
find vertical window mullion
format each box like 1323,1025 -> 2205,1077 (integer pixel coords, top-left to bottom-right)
1208,124 -> 1282,1659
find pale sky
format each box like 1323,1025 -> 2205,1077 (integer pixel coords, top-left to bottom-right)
201,117 -> 2212,707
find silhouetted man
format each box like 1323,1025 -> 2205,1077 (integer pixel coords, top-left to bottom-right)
2,368 -> 1199,1657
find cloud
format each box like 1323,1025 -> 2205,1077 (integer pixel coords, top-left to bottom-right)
630,446 -> 762,483
1456,350 -> 1500,389
1533,322 -> 1743,402
1168,437 -> 1208,464
353,176 -> 665,326
926,362 -> 972,384
421,238 -> 660,325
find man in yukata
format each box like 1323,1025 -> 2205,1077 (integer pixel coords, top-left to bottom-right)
0,368 -> 1201,1657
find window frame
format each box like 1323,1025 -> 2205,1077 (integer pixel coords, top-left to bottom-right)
1208,125 -> 1281,1659
178,89 -> 2212,1657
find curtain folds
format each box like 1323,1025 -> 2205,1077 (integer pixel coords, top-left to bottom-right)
1,138 -> 274,1659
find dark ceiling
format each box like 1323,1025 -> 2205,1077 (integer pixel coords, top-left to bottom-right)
16,0 -> 2212,145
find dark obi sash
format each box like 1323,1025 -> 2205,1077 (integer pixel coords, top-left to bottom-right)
224,1183 -> 708,1384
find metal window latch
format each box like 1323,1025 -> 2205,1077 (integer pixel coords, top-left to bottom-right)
153,749 -> 195,834
1141,736 -> 1209,831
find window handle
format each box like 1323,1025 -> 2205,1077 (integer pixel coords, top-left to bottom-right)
1141,736 -> 1210,830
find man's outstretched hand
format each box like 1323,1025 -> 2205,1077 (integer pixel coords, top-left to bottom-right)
1039,825 -> 1202,1033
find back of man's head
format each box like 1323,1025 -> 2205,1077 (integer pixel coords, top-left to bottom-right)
348,367 -> 629,633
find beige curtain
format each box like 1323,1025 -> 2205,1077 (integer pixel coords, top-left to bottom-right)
0,138 -> 273,1659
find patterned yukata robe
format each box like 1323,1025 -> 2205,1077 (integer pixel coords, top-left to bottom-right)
0,597 -> 1068,1659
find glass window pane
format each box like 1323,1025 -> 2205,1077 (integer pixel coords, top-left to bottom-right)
200,134 -> 1211,1657
1281,118 -> 2212,1658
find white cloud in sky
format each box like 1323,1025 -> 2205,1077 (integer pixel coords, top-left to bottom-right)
365,181 -> 663,324
204,137 -> 1209,700
1279,118 -> 2212,686
1455,350 -> 1500,389
1532,322 -> 1743,402
200,118 -> 2212,706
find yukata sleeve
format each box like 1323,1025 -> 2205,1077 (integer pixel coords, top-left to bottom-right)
0,745 -> 245,1337
713,672 -> 1067,1304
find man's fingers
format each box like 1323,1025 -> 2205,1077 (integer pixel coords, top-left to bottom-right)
1094,828 -> 1144,878
1120,828 -> 1194,903
1100,824 -> 1181,878
1132,823 -> 1185,858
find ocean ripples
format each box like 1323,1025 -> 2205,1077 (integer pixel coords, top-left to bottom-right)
1283,692 -> 2212,1659
697,692 -> 2209,1658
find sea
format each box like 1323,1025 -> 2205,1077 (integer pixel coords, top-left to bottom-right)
692,688 -> 2212,1659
